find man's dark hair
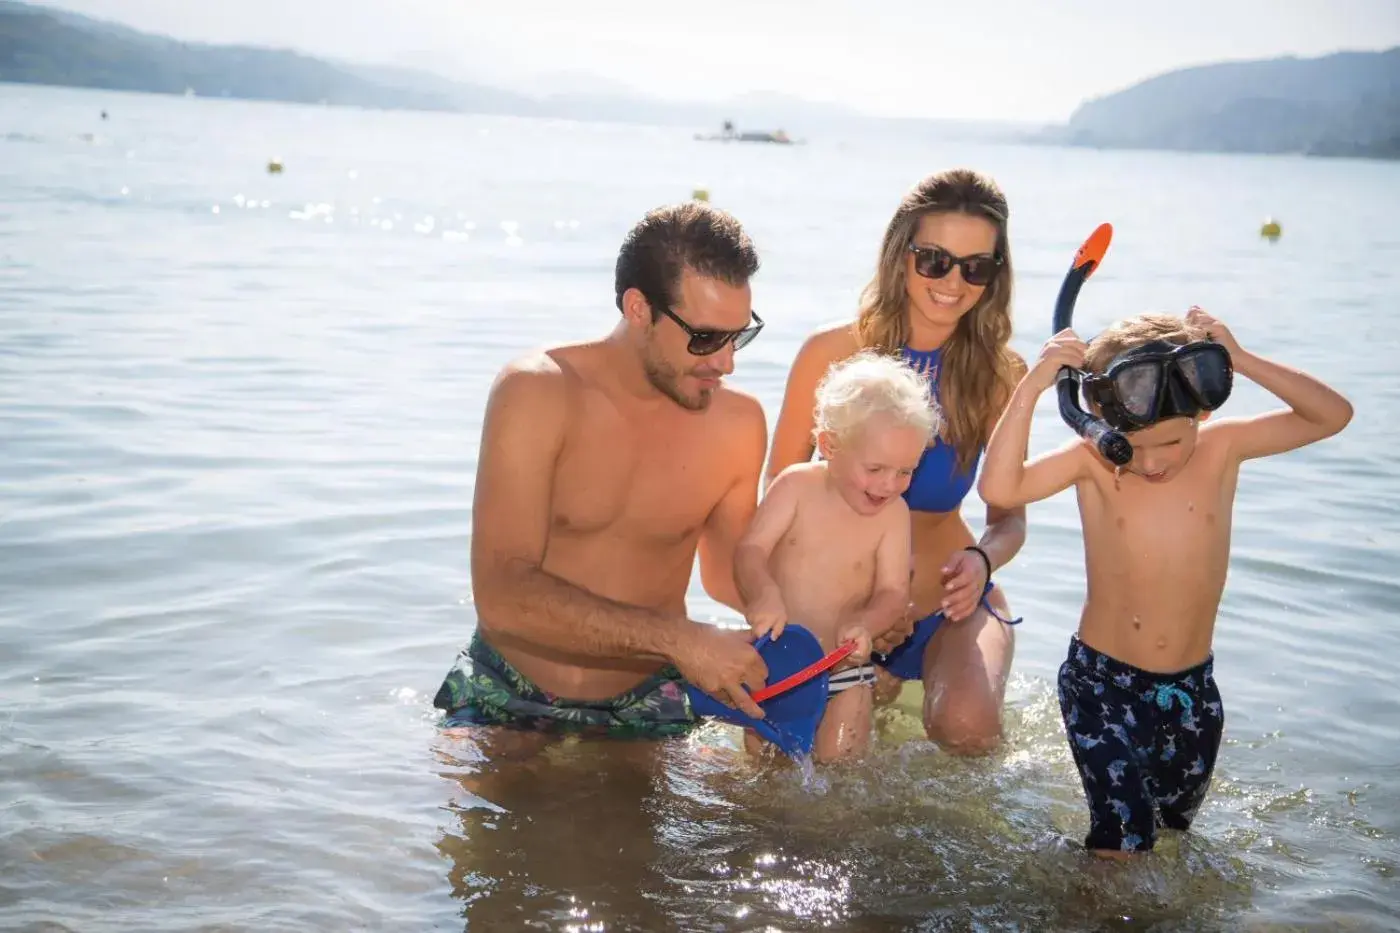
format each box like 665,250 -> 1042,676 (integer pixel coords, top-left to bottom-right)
614,202 -> 760,321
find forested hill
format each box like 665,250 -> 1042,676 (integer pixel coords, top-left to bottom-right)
0,0 -> 538,113
1043,46 -> 1400,160
0,0 -> 1022,141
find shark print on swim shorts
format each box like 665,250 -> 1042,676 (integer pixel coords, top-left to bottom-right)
1057,635 -> 1224,853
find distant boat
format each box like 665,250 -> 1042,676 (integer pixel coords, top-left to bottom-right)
694,120 -> 797,145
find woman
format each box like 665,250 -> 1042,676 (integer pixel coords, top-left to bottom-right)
765,169 -> 1027,754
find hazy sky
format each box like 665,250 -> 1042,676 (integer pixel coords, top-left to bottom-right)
31,0 -> 1400,122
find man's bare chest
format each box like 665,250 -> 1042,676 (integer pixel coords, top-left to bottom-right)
549,406 -> 733,542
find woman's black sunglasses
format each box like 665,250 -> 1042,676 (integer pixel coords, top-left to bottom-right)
908,243 -> 1002,287
659,307 -> 764,356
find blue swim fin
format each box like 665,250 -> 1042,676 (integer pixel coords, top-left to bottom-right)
684,625 -> 829,758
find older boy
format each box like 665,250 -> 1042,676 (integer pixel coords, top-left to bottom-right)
979,307 -> 1352,856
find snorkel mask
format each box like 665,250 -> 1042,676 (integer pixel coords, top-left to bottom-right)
1081,339 -> 1234,431
1050,224 -> 1232,465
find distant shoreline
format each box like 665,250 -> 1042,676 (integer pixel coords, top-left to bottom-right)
0,0 -> 1026,145
3,0 -> 1395,163
10,78 -> 1398,168
0,76 -> 1038,145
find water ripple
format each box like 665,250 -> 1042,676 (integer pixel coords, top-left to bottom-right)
3,83 -> 1399,932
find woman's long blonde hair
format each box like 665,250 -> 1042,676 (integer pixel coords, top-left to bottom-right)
854,169 -> 1019,471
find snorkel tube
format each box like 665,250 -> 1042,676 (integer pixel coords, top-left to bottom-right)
1053,224 -> 1134,467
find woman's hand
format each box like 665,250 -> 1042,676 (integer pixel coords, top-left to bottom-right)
940,548 -> 989,621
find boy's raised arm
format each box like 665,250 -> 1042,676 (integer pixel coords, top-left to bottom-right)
1188,309 -> 1353,462
980,336 -> 1091,509
981,437 -> 1087,509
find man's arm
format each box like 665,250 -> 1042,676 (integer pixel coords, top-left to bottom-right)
1213,348 -> 1354,462
846,503 -> 913,640
731,467 -> 802,610
698,393 -> 768,611
471,357 -> 690,662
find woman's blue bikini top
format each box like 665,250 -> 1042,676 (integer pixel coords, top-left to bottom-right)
900,346 -> 980,514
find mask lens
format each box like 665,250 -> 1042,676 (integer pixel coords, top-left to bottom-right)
1112,362 -> 1162,421
1176,346 -> 1232,408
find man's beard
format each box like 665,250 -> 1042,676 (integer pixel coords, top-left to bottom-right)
642,346 -> 712,412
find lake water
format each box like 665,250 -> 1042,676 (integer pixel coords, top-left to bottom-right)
3,83 -> 1399,932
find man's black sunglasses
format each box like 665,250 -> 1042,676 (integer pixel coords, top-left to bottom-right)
659,306 -> 764,356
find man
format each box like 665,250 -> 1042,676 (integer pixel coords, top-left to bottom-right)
432,201 -> 772,745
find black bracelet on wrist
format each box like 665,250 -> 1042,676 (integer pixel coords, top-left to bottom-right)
965,545 -> 993,583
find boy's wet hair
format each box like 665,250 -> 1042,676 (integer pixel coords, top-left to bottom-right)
1085,312 -> 1208,374
813,350 -> 940,446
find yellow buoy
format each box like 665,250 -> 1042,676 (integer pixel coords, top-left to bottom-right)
1260,218 -> 1281,239
691,187 -> 709,202
267,158 -> 284,175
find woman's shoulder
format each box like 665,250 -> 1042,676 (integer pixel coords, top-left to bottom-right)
795,319 -> 862,364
